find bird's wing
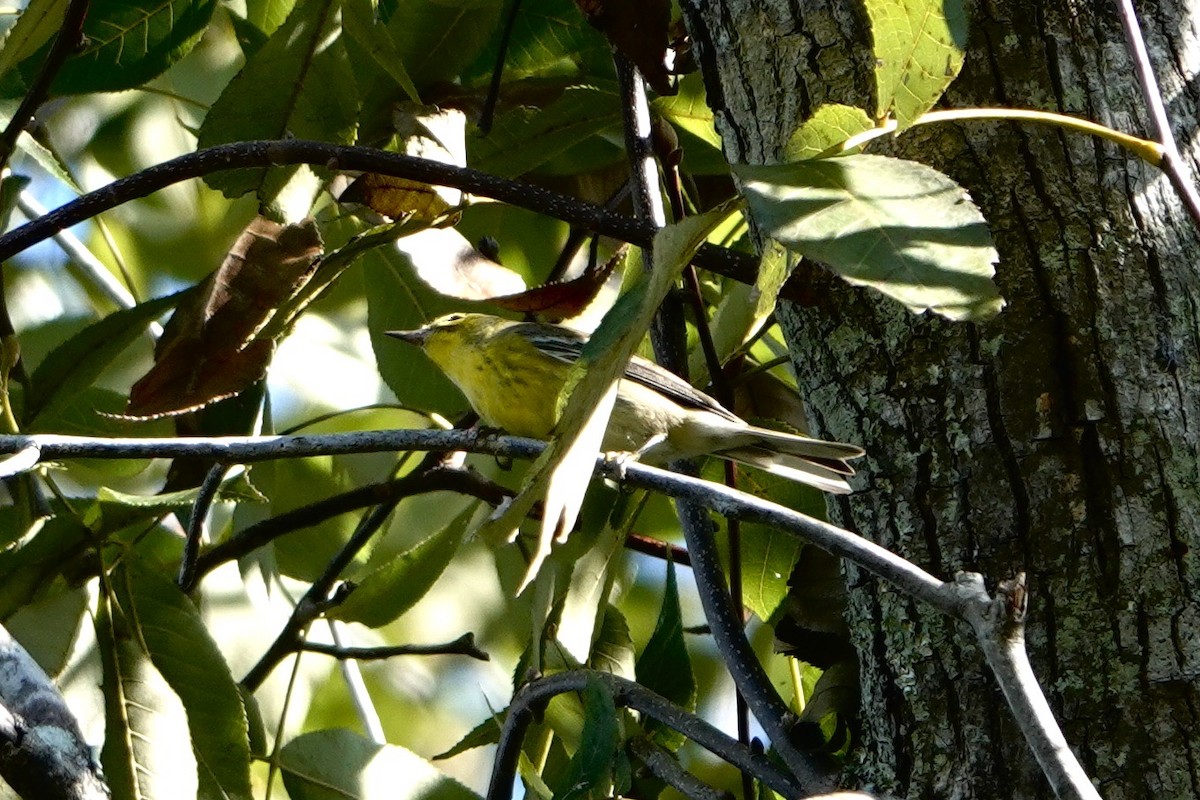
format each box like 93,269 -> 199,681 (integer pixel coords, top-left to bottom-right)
518,323 -> 740,423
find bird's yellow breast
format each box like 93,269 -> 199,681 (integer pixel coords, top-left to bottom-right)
425,325 -> 566,439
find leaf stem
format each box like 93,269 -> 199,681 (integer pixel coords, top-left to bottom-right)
839,108 -> 1164,165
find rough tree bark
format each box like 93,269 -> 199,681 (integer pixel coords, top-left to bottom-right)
685,1 -> 1200,798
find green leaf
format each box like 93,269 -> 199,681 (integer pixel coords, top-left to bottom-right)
113,556 -> 253,800
557,493 -> 626,664
460,0 -> 609,85
97,589 -> 198,800
736,154 -> 1003,321
518,751 -> 555,800
554,678 -> 619,800
245,0 -> 297,36
243,455 -> 359,582
865,0 -> 967,128
784,103 -> 875,161
0,0 -> 69,85
468,85 -> 622,178
280,729 -> 480,800
738,523 -> 802,624
4,584 -> 88,676
341,0 -> 419,101
385,0 -> 502,92
25,291 -> 184,427
0,0 -> 219,97
635,559 -> 694,749
433,712 -> 503,760
328,502 -> 474,627
589,604 -> 635,679
198,0 -> 359,200
653,72 -> 722,150
0,515 -> 89,620
795,660 -> 859,753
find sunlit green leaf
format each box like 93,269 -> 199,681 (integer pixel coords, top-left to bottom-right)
280,729 -> 480,800
736,154 -> 1003,321
0,0 -> 69,84
589,604 -> 635,679
866,0 -> 967,128
784,103 -> 875,161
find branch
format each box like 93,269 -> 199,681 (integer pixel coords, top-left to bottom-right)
299,632 -> 489,661
0,430 -> 946,604
486,670 -> 804,800
0,430 -> 1095,796
0,140 -> 770,296
956,574 -> 1101,800
0,624 -> 108,800
626,736 -> 727,800
183,464 -> 511,590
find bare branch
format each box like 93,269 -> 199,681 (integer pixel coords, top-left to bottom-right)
956,574 -> 1101,800
300,633 -> 489,662
0,624 -> 108,800
0,140 -> 765,296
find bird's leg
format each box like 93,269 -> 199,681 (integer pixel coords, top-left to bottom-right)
606,433 -> 667,480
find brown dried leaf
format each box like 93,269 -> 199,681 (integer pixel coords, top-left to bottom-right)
574,0 -> 673,95
125,217 -> 323,418
489,245 -> 626,323
339,173 -> 453,221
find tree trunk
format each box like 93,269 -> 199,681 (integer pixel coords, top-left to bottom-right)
685,1 -> 1200,797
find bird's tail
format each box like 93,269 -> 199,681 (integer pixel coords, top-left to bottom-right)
720,428 -> 864,494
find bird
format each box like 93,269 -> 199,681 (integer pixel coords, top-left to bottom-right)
386,312 -> 863,493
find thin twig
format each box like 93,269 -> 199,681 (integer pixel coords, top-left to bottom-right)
1115,0 -> 1200,230
240,500 -> 397,692
0,0 -> 90,170
478,0 -> 523,133
178,464 -> 230,590
0,140 -> 766,298
486,670 -> 803,800
956,573 -> 1100,800
185,465 -> 511,590
300,632 -> 489,661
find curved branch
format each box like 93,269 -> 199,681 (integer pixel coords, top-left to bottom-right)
0,140 -> 767,294
486,670 -> 803,800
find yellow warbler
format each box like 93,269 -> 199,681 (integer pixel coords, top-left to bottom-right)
387,313 -> 863,493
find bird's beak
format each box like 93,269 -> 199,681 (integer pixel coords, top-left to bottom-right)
385,328 -> 430,346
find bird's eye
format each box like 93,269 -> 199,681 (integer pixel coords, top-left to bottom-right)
442,313 -> 466,324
